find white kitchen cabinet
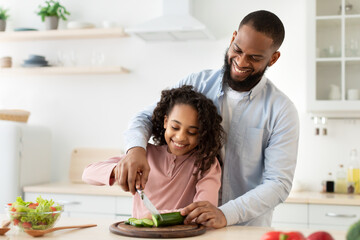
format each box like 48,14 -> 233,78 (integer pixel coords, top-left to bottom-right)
272,202 -> 360,230
24,192 -> 132,219
307,0 -> 360,115
308,204 -> 359,230
272,203 -> 308,229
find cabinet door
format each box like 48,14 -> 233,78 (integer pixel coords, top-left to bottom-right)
307,0 -> 360,115
25,192 -> 117,215
116,196 -> 133,217
309,204 -> 359,230
272,203 -> 308,228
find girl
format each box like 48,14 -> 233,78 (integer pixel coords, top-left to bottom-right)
82,85 -> 225,218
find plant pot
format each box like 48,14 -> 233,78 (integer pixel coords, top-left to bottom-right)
0,20 -> 6,31
44,16 -> 59,30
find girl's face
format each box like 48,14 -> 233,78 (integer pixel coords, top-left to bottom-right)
163,104 -> 199,156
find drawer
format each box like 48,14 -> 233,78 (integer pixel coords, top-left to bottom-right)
116,196 -> 133,215
25,192 -> 117,214
309,204 -> 360,226
272,203 -> 308,224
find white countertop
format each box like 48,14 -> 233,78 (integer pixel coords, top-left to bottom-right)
0,214 -> 346,240
24,182 -> 360,206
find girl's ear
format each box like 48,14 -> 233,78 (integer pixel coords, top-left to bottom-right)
163,115 -> 168,129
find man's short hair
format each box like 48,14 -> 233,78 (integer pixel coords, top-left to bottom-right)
239,10 -> 285,50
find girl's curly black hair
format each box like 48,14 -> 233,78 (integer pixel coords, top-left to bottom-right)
151,85 -> 225,178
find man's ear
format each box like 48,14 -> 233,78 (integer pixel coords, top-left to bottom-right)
230,31 -> 237,45
268,51 -> 281,67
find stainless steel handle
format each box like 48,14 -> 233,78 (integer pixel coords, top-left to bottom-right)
326,212 -> 357,218
58,200 -> 81,206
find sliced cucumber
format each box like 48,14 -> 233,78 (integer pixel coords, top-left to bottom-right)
130,219 -> 144,227
152,212 -> 185,227
141,218 -> 154,227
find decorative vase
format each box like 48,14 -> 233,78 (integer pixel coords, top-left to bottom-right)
44,16 -> 59,30
0,19 -> 6,31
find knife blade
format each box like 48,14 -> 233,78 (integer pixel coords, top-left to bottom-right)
136,189 -> 163,221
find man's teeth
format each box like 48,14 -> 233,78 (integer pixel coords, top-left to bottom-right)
233,62 -> 248,73
173,142 -> 185,147
234,68 -> 247,73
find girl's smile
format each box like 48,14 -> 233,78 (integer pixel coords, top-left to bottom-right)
163,104 -> 199,156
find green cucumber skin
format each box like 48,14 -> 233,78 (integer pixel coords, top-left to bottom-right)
152,212 -> 186,227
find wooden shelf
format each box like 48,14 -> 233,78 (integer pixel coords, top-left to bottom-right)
0,66 -> 130,75
0,27 -> 129,42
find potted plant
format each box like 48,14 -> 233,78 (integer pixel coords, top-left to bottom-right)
0,7 -> 9,32
36,0 -> 70,30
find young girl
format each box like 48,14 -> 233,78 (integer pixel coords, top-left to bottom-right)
82,85 -> 225,219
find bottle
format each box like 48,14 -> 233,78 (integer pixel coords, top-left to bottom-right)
335,164 -> 347,193
325,172 -> 334,193
347,149 -> 360,194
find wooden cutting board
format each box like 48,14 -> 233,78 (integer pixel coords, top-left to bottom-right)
109,221 -> 206,238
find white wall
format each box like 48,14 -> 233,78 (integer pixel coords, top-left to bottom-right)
0,0 -> 358,191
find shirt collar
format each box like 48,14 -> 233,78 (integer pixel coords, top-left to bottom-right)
162,145 -> 194,165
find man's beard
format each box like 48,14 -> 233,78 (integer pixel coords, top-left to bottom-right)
222,49 -> 268,91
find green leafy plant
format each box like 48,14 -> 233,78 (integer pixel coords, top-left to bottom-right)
0,7 -> 9,20
36,0 -> 70,22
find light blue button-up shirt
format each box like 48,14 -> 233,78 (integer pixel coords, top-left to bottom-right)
124,69 -> 299,227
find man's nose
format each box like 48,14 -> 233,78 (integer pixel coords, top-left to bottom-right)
236,54 -> 250,67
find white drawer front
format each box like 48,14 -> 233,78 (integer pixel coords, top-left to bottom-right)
116,196 -> 133,215
272,203 -> 308,224
309,204 -> 360,226
25,192 -> 116,214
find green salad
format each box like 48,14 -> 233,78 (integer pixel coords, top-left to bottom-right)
7,196 -> 63,230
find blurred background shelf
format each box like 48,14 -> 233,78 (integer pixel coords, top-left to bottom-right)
0,66 -> 130,75
0,28 -> 129,42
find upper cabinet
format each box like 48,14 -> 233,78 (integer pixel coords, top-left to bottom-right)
307,0 -> 360,116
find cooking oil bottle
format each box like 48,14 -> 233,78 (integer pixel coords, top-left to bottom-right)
347,149 -> 360,194
335,164 -> 347,193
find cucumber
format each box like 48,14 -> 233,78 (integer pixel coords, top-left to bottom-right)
141,218 -> 154,227
152,212 -> 185,227
130,219 -> 144,227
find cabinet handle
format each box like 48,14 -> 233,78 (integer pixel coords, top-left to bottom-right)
326,212 -> 357,218
58,200 -> 81,205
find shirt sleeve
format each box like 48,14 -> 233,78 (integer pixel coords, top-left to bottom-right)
193,158 -> 222,207
82,157 -> 122,186
219,102 -> 300,226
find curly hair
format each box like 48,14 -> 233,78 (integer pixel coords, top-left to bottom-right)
151,85 -> 225,177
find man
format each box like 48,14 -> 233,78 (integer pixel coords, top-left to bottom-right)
117,10 -> 299,228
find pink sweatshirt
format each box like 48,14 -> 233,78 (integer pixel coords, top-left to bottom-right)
82,144 -> 221,218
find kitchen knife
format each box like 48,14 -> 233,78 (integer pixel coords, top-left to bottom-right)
136,189 -> 163,221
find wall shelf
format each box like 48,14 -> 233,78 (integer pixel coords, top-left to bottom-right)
0,28 -> 129,42
0,66 -> 130,75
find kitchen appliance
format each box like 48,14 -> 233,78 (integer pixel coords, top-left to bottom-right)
125,0 -> 214,41
0,120 -> 51,213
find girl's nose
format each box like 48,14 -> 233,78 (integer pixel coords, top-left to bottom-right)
175,130 -> 186,141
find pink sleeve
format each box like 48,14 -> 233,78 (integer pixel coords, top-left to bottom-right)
82,157 -> 122,186
193,158 -> 222,206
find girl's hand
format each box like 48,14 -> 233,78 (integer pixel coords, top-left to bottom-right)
180,201 -> 227,229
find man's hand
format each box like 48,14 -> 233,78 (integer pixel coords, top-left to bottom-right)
180,201 -> 227,229
114,147 -> 150,195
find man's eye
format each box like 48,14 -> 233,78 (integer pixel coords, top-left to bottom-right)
252,56 -> 262,61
